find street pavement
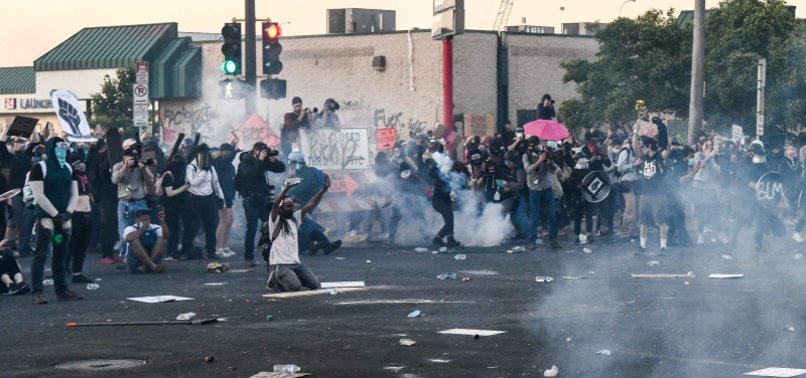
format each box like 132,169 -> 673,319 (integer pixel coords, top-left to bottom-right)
3,231 -> 806,377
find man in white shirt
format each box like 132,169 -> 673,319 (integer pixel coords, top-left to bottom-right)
266,175 -> 331,292
124,209 -> 168,273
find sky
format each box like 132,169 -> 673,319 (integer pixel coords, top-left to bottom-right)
2,0 -> 805,67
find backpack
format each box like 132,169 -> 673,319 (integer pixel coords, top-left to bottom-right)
258,219 -> 284,262
154,171 -> 173,197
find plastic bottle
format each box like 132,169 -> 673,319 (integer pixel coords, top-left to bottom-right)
86,283 -> 100,290
454,254 -> 467,260
273,364 -> 300,373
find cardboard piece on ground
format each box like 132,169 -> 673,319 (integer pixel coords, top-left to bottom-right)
631,273 -> 695,279
127,295 -> 195,304
227,269 -> 254,273
263,287 -> 367,299
250,372 -> 310,378
744,367 -> 806,377
321,281 -> 366,288
334,299 -> 476,305
204,282 -> 228,286
708,273 -> 744,279
458,270 -> 499,276
438,328 -> 506,337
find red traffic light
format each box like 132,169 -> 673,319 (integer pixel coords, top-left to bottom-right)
263,22 -> 282,44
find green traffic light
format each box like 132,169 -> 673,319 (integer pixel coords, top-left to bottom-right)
221,59 -> 239,75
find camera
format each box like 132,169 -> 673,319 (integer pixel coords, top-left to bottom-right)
327,101 -> 340,111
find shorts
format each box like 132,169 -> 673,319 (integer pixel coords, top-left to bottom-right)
639,194 -> 668,226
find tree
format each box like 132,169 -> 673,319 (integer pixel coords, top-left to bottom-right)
90,67 -> 135,136
560,9 -> 691,131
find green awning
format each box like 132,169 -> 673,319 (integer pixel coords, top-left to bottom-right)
0,67 -> 35,94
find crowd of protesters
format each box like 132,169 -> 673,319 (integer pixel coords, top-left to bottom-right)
1,94 -> 805,300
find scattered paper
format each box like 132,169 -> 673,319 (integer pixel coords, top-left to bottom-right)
647,261 -> 661,267
744,367 -> 806,377
596,349 -> 612,356
438,329 -> 506,337
127,295 -> 195,304
384,366 -> 406,372
428,359 -> 451,363
399,338 -> 416,346
631,273 -> 695,279
786,326 -> 795,332
708,273 -> 744,279
321,281 -> 366,289
795,254 -> 803,260
535,276 -> 554,283
176,312 -> 196,321
583,247 -> 594,254
204,282 -> 228,286
722,254 -> 734,260
544,365 -> 559,377
250,372 -> 308,378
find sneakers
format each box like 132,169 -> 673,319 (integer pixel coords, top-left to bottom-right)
12,282 -> 30,295
244,260 -> 257,268
215,248 -> 236,258
57,289 -> 84,301
323,240 -> 342,255
100,257 -> 115,265
32,292 -> 48,304
71,274 -> 94,284
635,246 -> 647,256
794,233 -> 805,243
445,236 -> 461,248
432,236 -> 446,246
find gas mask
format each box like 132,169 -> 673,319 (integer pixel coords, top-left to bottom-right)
54,142 -> 69,168
293,162 -> 303,171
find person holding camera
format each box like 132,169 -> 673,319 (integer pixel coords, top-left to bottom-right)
537,94 -> 556,120
180,144 -> 224,260
213,138 -> 240,258
313,98 -> 341,131
281,97 -> 312,157
112,139 -> 154,257
29,137 -> 82,304
235,142 -> 286,267
523,136 -> 561,249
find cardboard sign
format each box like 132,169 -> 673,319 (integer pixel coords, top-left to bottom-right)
462,114 -> 495,138
7,116 -> 38,138
376,128 -> 396,150
299,128 -> 370,171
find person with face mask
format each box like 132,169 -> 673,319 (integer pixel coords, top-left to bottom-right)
111,139 -> 154,260
160,154 -> 189,259
690,139 -> 722,244
64,158 -> 94,284
502,150 -> 528,239
0,127 -> 38,254
213,138 -> 240,258
29,137 -> 82,304
235,142 -> 286,266
778,144 -> 803,221
616,136 -> 640,240
523,136 -> 560,249
632,134 -> 671,255
181,144 -> 225,261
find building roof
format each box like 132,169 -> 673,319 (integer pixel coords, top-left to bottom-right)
34,23 -> 178,71
0,67 -> 35,94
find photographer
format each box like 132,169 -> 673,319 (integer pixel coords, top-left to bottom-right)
112,139 -> 154,251
281,97 -> 312,157
537,94 -> 556,120
523,136 -> 560,249
235,142 -> 286,267
313,98 -> 341,131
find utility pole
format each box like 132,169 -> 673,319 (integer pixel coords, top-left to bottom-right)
687,0 -> 705,144
245,0 -> 257,114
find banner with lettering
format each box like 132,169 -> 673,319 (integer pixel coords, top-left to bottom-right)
299,128 -> 370,171
49,89 -> 96,142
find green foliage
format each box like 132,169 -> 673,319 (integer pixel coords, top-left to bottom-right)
90,67 -> 135,135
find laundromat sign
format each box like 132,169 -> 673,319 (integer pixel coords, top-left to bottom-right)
3,97 -> 53,111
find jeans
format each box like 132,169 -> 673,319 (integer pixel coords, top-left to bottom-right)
31,219 -> 72,294
243,199 -> 270,261
269,263 -> 321,292
528,187 -> 557,241
99,195 -> 118,258
511,195 -> 530,237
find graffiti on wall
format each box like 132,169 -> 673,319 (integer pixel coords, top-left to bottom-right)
160,104 -> 213,131
300,129 -> 370,171
373,108 -> 428,137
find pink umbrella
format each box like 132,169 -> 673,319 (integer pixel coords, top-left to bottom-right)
523,119 -> 569,141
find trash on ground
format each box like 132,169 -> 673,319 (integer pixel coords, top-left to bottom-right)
383,366 -> 406,372
273,364 -> 301,373
262,287 -> 367,299
631,273 -> 695,279
204,356 -> 214,363
562,276 -> 586,280
438,329 -> 506,337
333,299 -> 476,305
321,281 -> 366,288
708,273 -> 744,279
462,277 -> 471,282
415,247 -> 428,252
249,371 -> 308,378
203,282 -> 228,286
365,260 -> 372,264
722,254 -> 734,260
428,359 -> 451,363
43,279 -> 53,286
565,337 -> 572,343
94,278 -> 102,282
512,246 -> 527,252
227,269 -> 254,273
176,312 -> 197,321
596,349 -> 612,356
583,247 -> 594,254
454,254 -> 466,260
436,272 -> 457,280
684,281 -> 691,285
535,276 -> 554,283
205,262 -> 229,273
647,260 -> 661,267
744,367 -> 806,377
795,254 -> 803,260
335,256 -> 346,260
86,283 -> 100,290
544,365 -> 559,377
127,295 -> 195,304
785,326 -> 795,332
439,247 -> 448,252
407,310 -> 422,318
459,270 -> 499,276
266,315 -> 273,321
399,338 -> 417,346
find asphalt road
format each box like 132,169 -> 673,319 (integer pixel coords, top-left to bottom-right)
3,230 -> 806,378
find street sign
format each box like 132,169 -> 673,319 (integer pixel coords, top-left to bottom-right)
135,61 -> 149,85
375,128 -> 396,150
330,176 -> 360,196
133,83 -> 149,128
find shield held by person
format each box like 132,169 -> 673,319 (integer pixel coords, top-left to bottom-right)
755,172 -> 785,204
581,171 -> 610,203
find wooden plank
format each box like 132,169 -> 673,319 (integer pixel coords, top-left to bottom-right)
262,287 -> 367,299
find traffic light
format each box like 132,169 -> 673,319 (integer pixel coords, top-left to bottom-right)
260,78 -> 287,100
262,22 -> 283,76
219,79 -> 245,99
221,23 -> 242,75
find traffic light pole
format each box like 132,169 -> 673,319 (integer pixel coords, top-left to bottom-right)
244,0 -> 257,114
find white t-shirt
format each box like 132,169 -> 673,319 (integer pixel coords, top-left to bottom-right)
269,210 -> 302,265
123,224 -> 163,240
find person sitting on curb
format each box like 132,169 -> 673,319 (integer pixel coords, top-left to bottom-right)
0,240 -> 31,295
124,209 -> 168,273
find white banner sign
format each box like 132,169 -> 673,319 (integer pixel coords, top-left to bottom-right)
49,89 -> 96,142
133,84 -> 149,128
299,128 -> 370,171
731,124 -> 744,144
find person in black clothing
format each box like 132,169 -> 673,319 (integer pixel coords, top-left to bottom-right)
88,139 -> 120,264
633,135 -> 670,254
234,142 -> 286,266
0,133 -> 37,254
428,142 -> 462,248
666,142 -> 695,247
213,140 -> 239,257
65,158 -> 94,283
778,144 -> 803,219
537,94 -> 556,120
159,155 -> 189,259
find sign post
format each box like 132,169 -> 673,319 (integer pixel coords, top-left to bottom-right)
133,61 -> 150,132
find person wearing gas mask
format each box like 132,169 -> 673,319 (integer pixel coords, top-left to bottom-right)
523,136 -> 560,249
29,137 -> 82,304
112,139 -> 154,257
64,158 -> 94,284
570,131 -> 606,244
181,144 -> 224,260
235,142 -> 286,266
729,141 -> 785,252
